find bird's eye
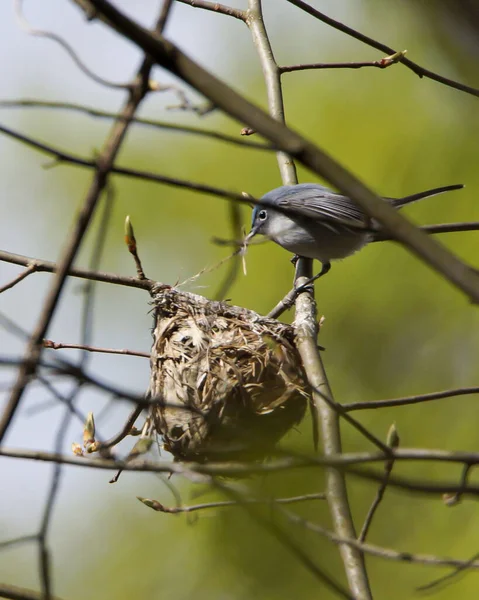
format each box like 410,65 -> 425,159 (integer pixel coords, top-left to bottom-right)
258,209 -> 267,221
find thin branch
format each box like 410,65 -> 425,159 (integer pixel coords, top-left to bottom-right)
93,405 -> 143,453
0,123 -> 255,204
0,263 -> 38,294
359,459 -> 396,543
176,0 -> 247,21
138,492 -> 326,513
0,535 -> 37,550
285,0 -> 479,98
0,249 -> 155,291
15,0 -> 129,90
6,446 -> 479,491
0,99 -> 273,150
280,51 -> 406,74
343,386 -> 479,411
0,582 -> 64,600
280,505 -> 479,571
43,339 -> 150,358
417,550 -> 479,592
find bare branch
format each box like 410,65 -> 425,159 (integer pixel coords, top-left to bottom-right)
0,263 -> 38,294
0,99 -> 273,150
138,492 -> 326,513
286,0 -> 479,98
0,582 -> 64,600
176,0 -> 247,21
43,339 -> 150,358
0,123 -> 255,204
92,405 -> 143,454
15,0 -> 129,90
280,51 -> 406,74
358,425 -> 399,543
343,386 -> 479,412
0,249 -> 154,291
280,505 -> 479,571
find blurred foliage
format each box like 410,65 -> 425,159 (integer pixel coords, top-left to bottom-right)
2,1 -> 479,598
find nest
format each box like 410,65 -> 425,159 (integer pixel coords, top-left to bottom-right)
148,284 -> 308,463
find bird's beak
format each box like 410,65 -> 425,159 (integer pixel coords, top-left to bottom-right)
243,225 -> 259,247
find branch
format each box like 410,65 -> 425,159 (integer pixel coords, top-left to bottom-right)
5,446 -> 479,492
176,0 -> 247,21
0,263 -> 38,294
358,424 -> 399,543
138,492 -> 326,513
285,0 -> 479,98
0,123 -> 254,204
280,51 -> 406,74
280,505 -> 479,571
0,99 -> 272,151
343,386 -> 479,411
0,249 -> 154,291
15,0 -> 129,91
0,582 -> 64,600
43,339 -> 150,358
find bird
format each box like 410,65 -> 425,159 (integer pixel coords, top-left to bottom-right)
246,182 -> 464,279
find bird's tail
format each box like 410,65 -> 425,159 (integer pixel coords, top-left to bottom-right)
389,184 -> 464,208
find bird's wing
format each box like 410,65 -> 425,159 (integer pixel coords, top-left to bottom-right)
274,185 -> 367,230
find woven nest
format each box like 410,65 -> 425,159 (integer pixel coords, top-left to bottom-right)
148,284 -> 308,463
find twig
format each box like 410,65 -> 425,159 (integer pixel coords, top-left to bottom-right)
176,0 -> 247,21
138,492 -> 326,513
417,550 -> 479,592
0,535 -> 37,550
280,51 -> 406,74
358,425 -> 399,543
0,582 -> 64,600
0,263 -> 38,294
442,464 -> 473,507
0,123 -> 255,204
343,386 -> 479,411
285,0 -> 479,98
43,339 -> 150,358
124,216 -> 146,279
93,405 -> 143,454
6,446 -> 479,490
15,0 -> 129,90
279,505 -> 479,570
0,99 -> 273,150
0,249 -> 155,291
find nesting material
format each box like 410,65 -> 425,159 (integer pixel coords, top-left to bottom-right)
148,284 -> 308,463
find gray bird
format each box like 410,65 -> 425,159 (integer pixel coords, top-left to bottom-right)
246,183 -> 463,278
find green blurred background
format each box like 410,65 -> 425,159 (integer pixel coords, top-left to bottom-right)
1,0 -> 479,598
